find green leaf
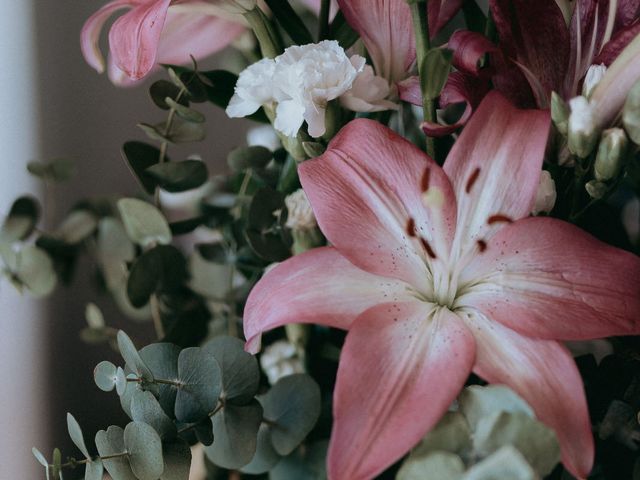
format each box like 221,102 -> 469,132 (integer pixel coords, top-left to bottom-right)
204,401 -> 263,469
160,441 -> 192,480
126,245 -> 188,308
197,70 -> 239,109
130,390 -> 177,440
4,245 -> 57,297
413,412 -> 472,456
203,336 -> 260,404
96,218 -> 135,286
269,440 -> 328,480
175,347 -> 222,422
124,421 -> 165,480
32,447 -> 48,467
329,11 -> 359,49
94,360 -> 118,392
263,0 -> 313,44
228,146 -> 273,171
260,374 -> 321,456
240,424 -> 281,475
84,459 -> 104,480
117,198 -> 172,247
194,417 -> 214,447
119,374 -> 143,419
1,195 -> 39,242
165,97 -> 205,123
52,448 -> 62,479
95,426 -> 136,480
54,209 -> 98,244
459,385 -> 534,431
27,158 -> 75,182
145,160 -> 208,193
121,141 -> 163,195
67,413 -> 91,458
398,452 -> 464,480
138,122 -> 171,143
117,330 -> 154,381
462,445 -> 536,480
116,366 -> 128,396
473,412 -> 560,476
139,343 -> 181,417
168,119 -> 206,143
422,48 -> 453,101
246,187 -> 292,262
149,80 -> 189,110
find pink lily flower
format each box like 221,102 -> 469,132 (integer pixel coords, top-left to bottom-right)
81,0 -> 245,85
243,92 -> 640,479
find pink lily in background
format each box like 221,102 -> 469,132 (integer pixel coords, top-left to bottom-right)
243,92 -> 640,479
81,0 -> 245,85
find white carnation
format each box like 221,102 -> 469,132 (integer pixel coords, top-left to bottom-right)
285,189 -> 316,231
226,58 -> 277,118
260,340 -> 305,385
340,64 -> 399,113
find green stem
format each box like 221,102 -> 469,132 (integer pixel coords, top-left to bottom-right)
244,7 -> 283,59
57,452 -> 129,469
318,0 -> 331,40
150,294 -> 165,340
409,0 -> 436,159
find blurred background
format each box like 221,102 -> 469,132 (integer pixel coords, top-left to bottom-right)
0,1 -> 247,477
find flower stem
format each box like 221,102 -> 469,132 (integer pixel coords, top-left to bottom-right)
409,0 -> 437,159
244,7 -> 283,59
318,0 -> 331,40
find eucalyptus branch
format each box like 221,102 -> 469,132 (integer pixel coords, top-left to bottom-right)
54,451 -> 129,470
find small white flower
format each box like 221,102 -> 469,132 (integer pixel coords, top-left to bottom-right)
340,64 -> 399,113
226,58 -> 277,118
568,96 -> 598,157
260,340 -> 305,385
247,125 -> 281,151
285,189 -> 316,231
531,170 -> 557,215
582,64 -> 607,98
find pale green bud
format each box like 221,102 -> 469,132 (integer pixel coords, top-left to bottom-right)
585,180 -> 608,199
551,91 -> 570,135
594,128 -> 628,181
532,171 -> 557,215
582,64 -> 607,98
568,96 -> 599,158
623,80 -> 640,144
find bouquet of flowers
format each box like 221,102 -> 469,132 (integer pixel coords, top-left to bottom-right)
7,0 -> 640,478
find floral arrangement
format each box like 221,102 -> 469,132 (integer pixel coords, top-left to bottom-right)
6,0 -> 640,479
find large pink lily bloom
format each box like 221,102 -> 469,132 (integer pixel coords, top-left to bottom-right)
81,0 -> 245,85
243,92 -> 640,479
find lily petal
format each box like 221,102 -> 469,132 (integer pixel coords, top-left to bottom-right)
336,0 -> 415,82
428,0 -> 464,37
443,92 -> 550,259
299,118 -> 457,290
242,247 -> 416,353
108,0 -> 172,80
594,20 -> 640,65
329,303 -> 475,480
449,30 -> 497,76
458,216 -> 640,340
80,0 -> 136,73
464,309 -> 594,479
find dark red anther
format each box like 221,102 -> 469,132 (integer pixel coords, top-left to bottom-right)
405,218 -> 416,237
465,167 -> 481,193
421,167 -> 431,192
476,239 -> 487,252
487,214 -> 513,225
420,237 -> 437,259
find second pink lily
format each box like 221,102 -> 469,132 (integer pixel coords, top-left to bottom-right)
244,92 -> 640,479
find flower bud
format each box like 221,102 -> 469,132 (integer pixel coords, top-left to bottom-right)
622,79 -> 640,144
568,96 -> 599,158
260,340 -> 305,385
551,91 -> 569,135
594,128 -> 628,181
285,189 -> 316,231
582,64 -> 607,98
217,0 -> 257,14
532,171 -> 557,215
585,179 -> 607,199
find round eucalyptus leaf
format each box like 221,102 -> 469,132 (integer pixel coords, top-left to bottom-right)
459,385 -> 534,431
138,122 -> 171,143
160,440 -> 192,480
32,447 -> 48,467
397,451 -> 464,480
204,401 -> 263,469
175,347 -> 222,422
146,160 -> 208,193
67,413 -> 90,458
463,445 -> 536,480
139,343 -> 180,418
1,195 -> 39,242
96,217 -> 135,290
227,146 -> 272,172
130,390 -> 177,440
121,142 -> 162,195
260,374 -> 321,456
9,245 -> 57,297
27,158 -> 75,182
95,426 -> 136,480
54,210 -> 98,244
473,411 -> 560,476
116,367 -> 128,396
124,422 -> 165,480
84,458 -> 104,480
149,80 -> 188,110
269,440 -> 328,480
94,360 -> 118,392
165,97 -> 205,123
119,374 -> 142,419
413,412 -> 472,456
203,336 -> 260,404
194,417 -> 214,447
117,198 -> 172,248
168,119 -> 205,143
85,302 -> 105,329
240,424 -> 281,475
117,330 -> 154,381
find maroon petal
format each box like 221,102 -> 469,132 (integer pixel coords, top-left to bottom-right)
449,30 -> 498,75
428,0 -> 464,37
397,75 -> 422,106
615,0 -> 640,29
595,19 -> 640,65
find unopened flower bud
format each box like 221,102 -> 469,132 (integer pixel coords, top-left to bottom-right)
551,91 -> 570,135
585,179 -> 608,199
260,340 -> 305,385
218,0 -> 257,14
532,171 -> 557,215
568,96 -> 599,158
582,64 -> 607,98
594,128 -> 628,181
623,80 -> 640,144
285,189 -> 316,231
